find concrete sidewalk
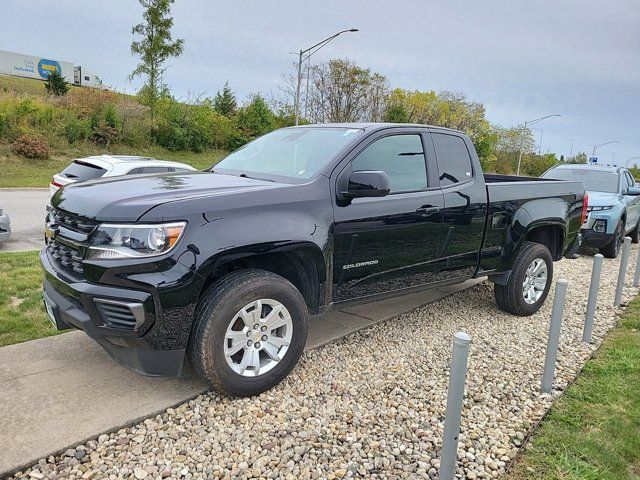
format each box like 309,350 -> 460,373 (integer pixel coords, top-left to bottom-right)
0,279 -> 481,476
0,188 -> 50,252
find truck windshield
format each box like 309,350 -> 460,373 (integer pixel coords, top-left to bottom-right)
214,127 -> 363,180
543,169 -> 619,193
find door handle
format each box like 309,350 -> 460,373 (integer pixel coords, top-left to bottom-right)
416,206 -> 440,216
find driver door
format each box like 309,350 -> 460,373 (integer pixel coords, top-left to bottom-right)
331,130 -> 444,302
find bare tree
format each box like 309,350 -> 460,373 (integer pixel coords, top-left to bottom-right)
304,59 -> 389,123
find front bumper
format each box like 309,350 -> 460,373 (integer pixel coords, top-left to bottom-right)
581,228 -> 614,249
40,249 -> 196,377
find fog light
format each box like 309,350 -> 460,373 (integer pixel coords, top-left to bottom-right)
593,219 -> 607,233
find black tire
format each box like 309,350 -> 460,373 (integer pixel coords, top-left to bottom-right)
494,241 -> 553,316
188,269 -> 308,397
630,219 -> 640,244
600,220 -> 623,258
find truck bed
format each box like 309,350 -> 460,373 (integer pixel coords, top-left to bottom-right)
484,173 -> 561,183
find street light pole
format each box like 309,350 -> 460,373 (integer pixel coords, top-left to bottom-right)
564,138 -> 574,159
516,114 -> 561,175
293,28 -> 359,125
592,140 -> 620,157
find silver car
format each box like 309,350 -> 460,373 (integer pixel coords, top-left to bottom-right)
0,207 -> 11,243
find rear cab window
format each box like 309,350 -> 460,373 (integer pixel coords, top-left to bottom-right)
60,161 -> 107,181
431,133 -> 474,186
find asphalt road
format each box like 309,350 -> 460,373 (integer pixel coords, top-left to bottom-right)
0,188 -> 49,252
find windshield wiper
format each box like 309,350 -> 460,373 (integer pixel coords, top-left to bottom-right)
213,170 -> 274,182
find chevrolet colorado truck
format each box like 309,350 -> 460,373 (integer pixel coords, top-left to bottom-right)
41,123 -> 586,396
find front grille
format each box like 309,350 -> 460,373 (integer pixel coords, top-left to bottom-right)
48,239 -> 84,274
95,300 -> 145,331
46,208 -> 98,276
49,209 -> 97,234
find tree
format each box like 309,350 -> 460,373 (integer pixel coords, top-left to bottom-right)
566,152 -> 588,164
213,82 -> 237,116
44,71 -> 69,96
305,59 -> 389,123
235,94 -> 275,138
384,88 -> 498,166
130,0 -> 184,112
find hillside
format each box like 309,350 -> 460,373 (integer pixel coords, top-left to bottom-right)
0,75 -> 242,188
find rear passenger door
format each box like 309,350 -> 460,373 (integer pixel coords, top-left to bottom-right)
430,131 -> 488,281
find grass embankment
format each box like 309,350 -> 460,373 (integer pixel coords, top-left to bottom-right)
508,299 -> 640,480
0,251 -> 56,347
1,75 -> 236,187
0,143 -> 227,188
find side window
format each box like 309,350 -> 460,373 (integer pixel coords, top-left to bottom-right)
351,134 -> 427,193
432,133 -> 473,186
126,167 -> 141,175
625,171 -> 634,189
140,167 -> 170,174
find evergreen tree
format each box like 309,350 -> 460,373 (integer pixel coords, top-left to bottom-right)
45,71 -> 69,96
213,82 -> 237,116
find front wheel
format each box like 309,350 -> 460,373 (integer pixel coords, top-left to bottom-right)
600,220 -> 623,258
495,241 -> 553,316
188,269 -> 308,397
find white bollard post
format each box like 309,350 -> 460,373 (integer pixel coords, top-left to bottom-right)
542,279 -> 568,394
614,237 -> 632,307
439,332 -> 472,480
583,254 -> 603,343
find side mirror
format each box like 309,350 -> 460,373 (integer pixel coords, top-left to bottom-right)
627,186 -> 640,196
345,170 -> 390,198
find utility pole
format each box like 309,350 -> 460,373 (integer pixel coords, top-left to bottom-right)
293,28 -> 359,125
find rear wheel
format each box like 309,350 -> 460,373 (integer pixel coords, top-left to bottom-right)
600,220 -> 623,258
630,220 -> 640,244
188,269 -> 308,396
495,241 -> 553,316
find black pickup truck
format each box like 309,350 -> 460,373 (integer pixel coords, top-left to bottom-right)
42,123 -> 586,396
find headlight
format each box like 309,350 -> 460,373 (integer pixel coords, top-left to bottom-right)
589,205 -> 614,211
87,222 -> 186,260
593,219 -> 607,233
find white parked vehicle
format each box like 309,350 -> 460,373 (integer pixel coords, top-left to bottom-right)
50,155 -> 197,197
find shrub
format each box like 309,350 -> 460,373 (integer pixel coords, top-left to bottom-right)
0,112 -> 8,139
11,134 -> 50,159
64,117 -> 90,144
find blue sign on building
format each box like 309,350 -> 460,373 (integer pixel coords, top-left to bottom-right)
37,59 -> 61,79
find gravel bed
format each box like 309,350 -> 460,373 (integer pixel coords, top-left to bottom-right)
12,248 -> 639,480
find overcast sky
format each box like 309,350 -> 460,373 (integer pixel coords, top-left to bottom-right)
2,0 -> 639,163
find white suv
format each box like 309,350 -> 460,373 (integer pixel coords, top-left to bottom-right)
50,155 -> 197,197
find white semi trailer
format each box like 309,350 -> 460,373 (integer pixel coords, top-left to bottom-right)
0,50 -> 104,88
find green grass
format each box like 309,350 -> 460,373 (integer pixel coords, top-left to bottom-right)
0,74 -> 55,96
508,299 -> 640,480
0,251 -> 59,347
0,143 -> 228,188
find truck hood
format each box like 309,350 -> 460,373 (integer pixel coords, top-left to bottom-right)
51,171 -> 285,221
586,190 -> 619,207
